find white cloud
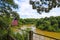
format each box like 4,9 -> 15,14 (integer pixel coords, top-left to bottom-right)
14,0 -> 60,18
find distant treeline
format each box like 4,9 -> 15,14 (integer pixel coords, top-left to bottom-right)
19,16 -> 60,32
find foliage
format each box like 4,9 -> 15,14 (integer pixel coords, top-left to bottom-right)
19,18 -> 37,25
19,16 -> 60,32
36,16 -> 60,32
29,0 -> 60,14
14,32 -> 29,40
9,27 -> 29,40
0,29 -> 7,40
0,0 -> 19,28
0,0 -> 20,40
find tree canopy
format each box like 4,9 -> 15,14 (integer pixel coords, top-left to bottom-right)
0,0 -> 19,30
0,0 -> 18,18
0,0 -> 19,40
29,0 -> 60,14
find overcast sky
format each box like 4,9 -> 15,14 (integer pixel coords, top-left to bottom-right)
14,0 -> 60,18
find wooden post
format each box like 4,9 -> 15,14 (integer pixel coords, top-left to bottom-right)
29,31 -> 33,40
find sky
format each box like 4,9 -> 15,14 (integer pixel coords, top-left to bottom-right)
14,0 -> 60,19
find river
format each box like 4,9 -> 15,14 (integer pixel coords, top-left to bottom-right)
20,24 -> 60,40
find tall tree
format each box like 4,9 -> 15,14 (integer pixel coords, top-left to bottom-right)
29,0 -> 60,14
0,0 -> 19,28
0,0 -> 18,17
0,0 -> 19,40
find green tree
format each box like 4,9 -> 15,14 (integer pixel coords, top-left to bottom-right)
0,0 -> 19,40
29,0 -> 60,14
